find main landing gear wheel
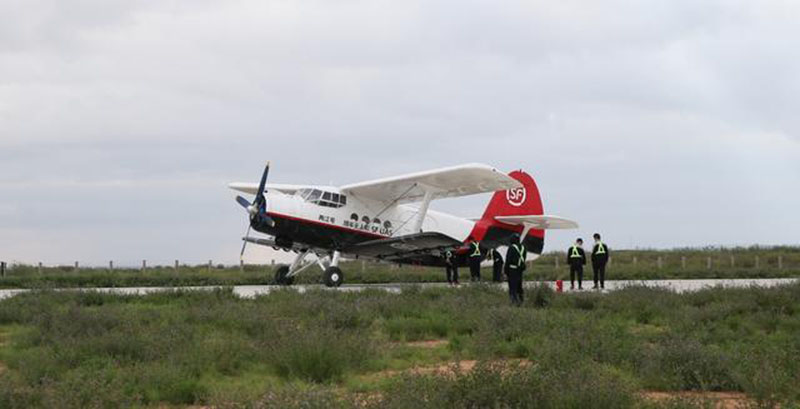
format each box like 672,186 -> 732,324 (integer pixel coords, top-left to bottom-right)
324,266 -> 344,288
274,265 -> 294,286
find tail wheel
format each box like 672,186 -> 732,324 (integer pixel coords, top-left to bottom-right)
324,266 -> 344,288
274,265 -> 294,286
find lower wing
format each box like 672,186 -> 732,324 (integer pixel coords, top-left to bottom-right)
342,232 -> 462,260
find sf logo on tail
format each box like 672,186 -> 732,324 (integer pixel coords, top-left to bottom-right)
506,187 -> 527,207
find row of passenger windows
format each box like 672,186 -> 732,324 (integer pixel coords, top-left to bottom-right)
295,189 -> 393,230
297,189 -> 347,208
351,214 -> 392,229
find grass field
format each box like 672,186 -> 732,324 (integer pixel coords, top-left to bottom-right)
2,246 -> 799,289
0,283 -> 798,408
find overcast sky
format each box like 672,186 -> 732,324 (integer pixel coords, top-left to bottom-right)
2,0 -> 799,266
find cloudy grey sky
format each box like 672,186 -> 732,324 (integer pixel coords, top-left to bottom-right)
2,0 -> 799,266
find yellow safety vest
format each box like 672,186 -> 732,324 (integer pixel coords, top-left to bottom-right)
570,246 -> 582,258
470,242 -> 481,257
596,243 -> 606,255
512,244 -> 527,268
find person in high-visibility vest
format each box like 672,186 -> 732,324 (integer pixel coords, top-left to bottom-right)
591,233 -> 610,289
566,238 -> 587,290
444,249 -> 459,286
504,233 -> 527,305
467,236 -> 482,282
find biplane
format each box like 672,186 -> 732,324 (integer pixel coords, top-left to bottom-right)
230,163 -> 577,286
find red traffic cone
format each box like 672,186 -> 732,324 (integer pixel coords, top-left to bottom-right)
556,280 -> 563,293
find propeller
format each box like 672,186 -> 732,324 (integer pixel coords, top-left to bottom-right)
240,224 -> 252,260
236,162 -> 275,260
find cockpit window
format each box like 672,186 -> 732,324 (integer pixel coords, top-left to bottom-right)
307,189 -> 322,202
301,188 -> 347,208
297,189 -> 313,200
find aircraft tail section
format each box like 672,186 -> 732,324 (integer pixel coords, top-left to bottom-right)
480,170 -> 544,222
469,170 -> 547,253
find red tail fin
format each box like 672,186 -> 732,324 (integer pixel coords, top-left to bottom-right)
471,170 -> 545,242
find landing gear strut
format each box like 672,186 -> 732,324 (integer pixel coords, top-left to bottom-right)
320,251 -> 344,288
274,265 -> 294,286
272,249 -> 345,288
273,249 -> 314,286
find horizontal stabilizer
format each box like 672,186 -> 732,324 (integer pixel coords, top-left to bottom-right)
495,215 -> 579,230
343,232 -> 463,259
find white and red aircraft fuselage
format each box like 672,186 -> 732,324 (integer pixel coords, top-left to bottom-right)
230,163 -> 577,287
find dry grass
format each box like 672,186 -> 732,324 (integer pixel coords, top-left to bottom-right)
373,358 -> 533,379
643,391 -> 752,409
401,340 -> 449,349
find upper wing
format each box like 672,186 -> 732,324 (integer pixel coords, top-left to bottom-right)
495,215 -> 579,230
228,183 -> 307,196
340,163 -> 521,205
342,232 -> 462,259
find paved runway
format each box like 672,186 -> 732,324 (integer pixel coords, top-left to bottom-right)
0,278 -> 796,301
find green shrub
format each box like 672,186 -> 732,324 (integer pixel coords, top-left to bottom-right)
374,360 -> 638,409
530,282 -> 554,308
2,282 -> 800,407
574,293 -> 599,310
266,324 -> 374,384
637,337 -> 738,391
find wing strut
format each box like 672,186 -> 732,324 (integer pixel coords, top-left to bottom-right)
520,223 -> 536,244
411,188 -> 435,233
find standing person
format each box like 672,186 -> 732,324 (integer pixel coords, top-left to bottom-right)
504,233 -> 527,306
444,249 -> 459,286
591,233 -> 610,290
467,236 -> 482,282
567,238 -> 586,290
491,248 -> 504,282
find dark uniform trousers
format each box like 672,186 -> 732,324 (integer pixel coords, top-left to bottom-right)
446,264 -> 459,284
506,266 -> 524,305
570,263 -> 584,289
469,257 -> 481,281
593,262 -> 606,289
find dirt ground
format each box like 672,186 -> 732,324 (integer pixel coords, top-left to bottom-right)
402,339 -> 449,349
375,358 -> 534,379
643,391 -> 753,409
